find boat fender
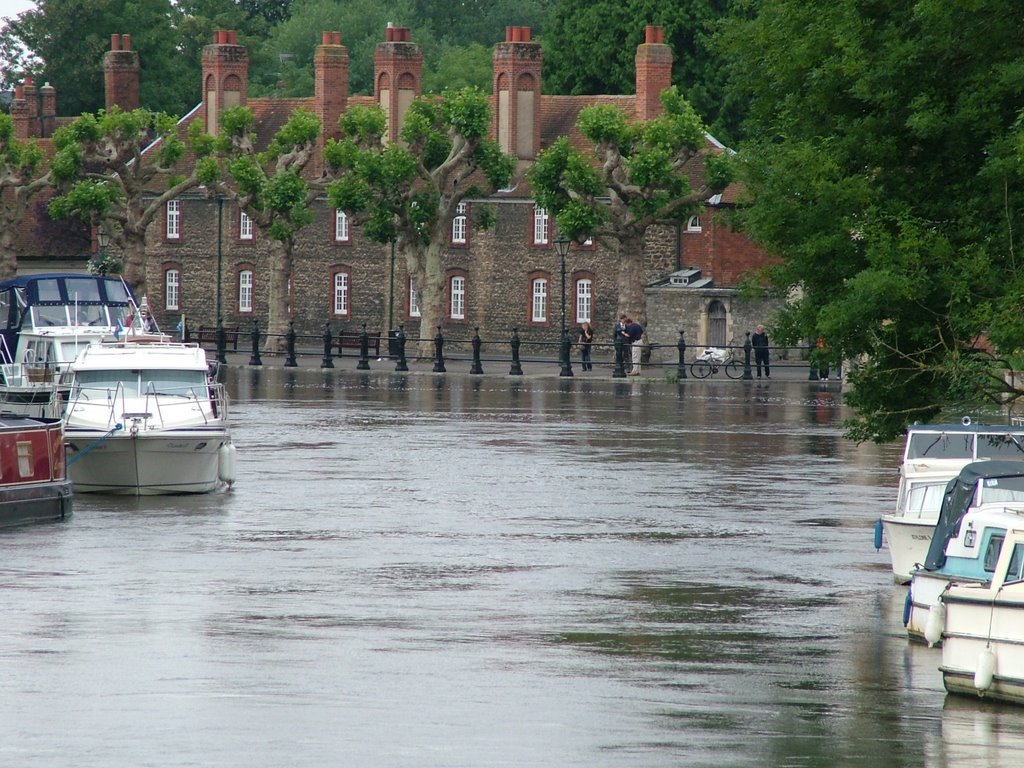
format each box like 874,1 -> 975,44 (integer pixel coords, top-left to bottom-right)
902,590 -> 912,627
218,441 -> 237,485
975,647 -> 996,693
873,519 -> 883,551
924,602 -> 945,647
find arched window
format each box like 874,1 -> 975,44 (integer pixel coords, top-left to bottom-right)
238,269 -> 254,314
164,268 -> 180,311
451,202 -> 467,245
708,300 -> 727,346
332,269 -> 350,316
686,215 -> 702,233
531,276 -> 548,323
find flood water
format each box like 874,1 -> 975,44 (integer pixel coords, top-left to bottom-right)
3,368 -> 1024,767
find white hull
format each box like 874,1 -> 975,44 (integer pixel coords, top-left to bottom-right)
66,427 -> 229,495
941,590 -> 1024,704
881,515 -> 934,583
906,570 -> 947,642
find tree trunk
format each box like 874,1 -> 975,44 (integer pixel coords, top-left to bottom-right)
265,239 -> 291,352
122,230 -> 148,298
0,227 -> 17,281
406,240 -> 447,359
616,235 -> 647,325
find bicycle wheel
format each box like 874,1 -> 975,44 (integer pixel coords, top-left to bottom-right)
725,360 -> 744,379
690,359 -> 713,378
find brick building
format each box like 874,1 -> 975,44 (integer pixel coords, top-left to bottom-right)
15,25 -> 780,356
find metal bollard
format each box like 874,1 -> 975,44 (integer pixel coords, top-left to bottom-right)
612,335 -> 627,378
249,320 -> 262,366
742,332 -> 753,380
432,326 -> 446,373
559,328 -> 573,377
509,328 -> 523,376
284,321 -> 297,367
808,345 -> 818,380
321,322 -> 334,368
677,331 -> 687,379
215,320 -> 227,364
357,323 -> 371,370
470,327 -> 483,374
395,325 -> 408,372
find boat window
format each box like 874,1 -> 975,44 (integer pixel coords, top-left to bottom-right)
65,277 -> 102,303
1005,543 -> 1024,584
979,475 -> 1024,504
143,369 -> 207,395
0,290 -> 11,329
906,432 -> 974,460
977,434 -> 1024,459
75,369 -> 140,393
905,481 -> 947,514
30,306 -> 70,327
73,305 -> 107,327
59,340 -> 92,363
34,279 -> 61,302
984,533 -> 1006,572
102,280 -> 132,304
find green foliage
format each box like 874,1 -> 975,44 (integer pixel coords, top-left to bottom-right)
48,179 -> 122,222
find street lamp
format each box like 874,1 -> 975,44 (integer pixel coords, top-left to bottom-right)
553,236 -> 573,377
216,196 -> 224,325
97,226 -> 110,252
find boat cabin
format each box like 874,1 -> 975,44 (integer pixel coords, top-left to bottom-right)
904,423 -> 1024,463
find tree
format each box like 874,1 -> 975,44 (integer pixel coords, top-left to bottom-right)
528,87 -> 729,324
0,113 -> 53,279
47,107 -> 218,296
723,0 -> 1024,441
215,105 -> 322,347
326,88 -> 514,356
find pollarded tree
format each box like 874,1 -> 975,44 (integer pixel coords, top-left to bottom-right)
529,87 -> 730,324
325,88 -> 514,357
48,107 -> 218,296
215,106 -> 322,347
0,113 -> 52,279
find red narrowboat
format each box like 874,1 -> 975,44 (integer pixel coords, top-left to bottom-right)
0,413 -> 72,528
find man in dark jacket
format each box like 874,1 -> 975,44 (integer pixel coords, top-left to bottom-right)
751,324 -> 770,378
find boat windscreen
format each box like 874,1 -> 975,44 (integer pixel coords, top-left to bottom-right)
976,433 -> 1024,459
906,432 -> 974,460
30,306 -> 70,327
64,278 -> 102,303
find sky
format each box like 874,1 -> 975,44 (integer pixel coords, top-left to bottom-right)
0,0 -> 34,22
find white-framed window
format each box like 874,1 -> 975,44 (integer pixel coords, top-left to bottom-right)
686,215 -> 702,233
533,206 -> 549,245
531,278 -> 548,322
333,271 -> 349,315
334,210 -> 349,242
238,270 -> 253,313
575,278 -> 592,324
165,269 -> 180,311
409,282 -> 421,318
240,211 -> 253,240
452,202 -> 467,244
450,275 -> 465,320
166,199 -> 181,240
581,235 -> 594,247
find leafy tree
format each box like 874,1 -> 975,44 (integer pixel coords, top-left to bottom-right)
529,87 -> 730,324
215,105 -> 323,346
0,113 -> 53,278
47,107 -> 218,295
422,43 -> 492,94
326,88 -> 514,356
723,0 -> 1024,441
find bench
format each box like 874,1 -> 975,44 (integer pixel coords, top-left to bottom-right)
337,330 -> 381,357
195,325 -> 240,352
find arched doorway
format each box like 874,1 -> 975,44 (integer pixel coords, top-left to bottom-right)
707,300 -> 727,346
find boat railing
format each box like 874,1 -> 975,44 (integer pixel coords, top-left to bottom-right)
68,381 -> 224,429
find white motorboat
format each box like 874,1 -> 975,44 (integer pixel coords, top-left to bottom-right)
905,461 -> 1024,643
938,526 -> 1024,704
0,273 -> 155,418
880,420 -> 1024,582
63,341 -> 236,495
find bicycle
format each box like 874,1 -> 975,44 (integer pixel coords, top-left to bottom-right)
690,347 -> 744,379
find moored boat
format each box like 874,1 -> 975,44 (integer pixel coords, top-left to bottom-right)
0,412 -> 72,528
63,340 -> 235,495
880,420 -> 1024,582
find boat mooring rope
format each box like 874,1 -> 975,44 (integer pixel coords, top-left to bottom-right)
67,423 -> 123,466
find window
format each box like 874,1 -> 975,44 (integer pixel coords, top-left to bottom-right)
686,215 -> 702,233
408,281 -> 421,318
16,441 -> 32,478
531,278 -> 548,322
166,199 -> 181,240
581,235 -> 594,247
450,275 -> 465,320
707,299 -> 727,346
165,269 -> 180,311
575,278 -> 592,324
1007,542 -> 1024,584
240,211 -> 253,240
334,210 -> 349,242
984,534 -> 1006,573
452,202 -> 467,245
238,270 -> 253,313
533,206 -> 549,245
333,271 -> 350,316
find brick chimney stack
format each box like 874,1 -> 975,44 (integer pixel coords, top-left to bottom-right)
10,81 -> 30,139
40,82 -> 56,137
315,31 -> 349,143
103,33 -> 140,112
492,26 -> 542,160
373,24 -> 423,144
202,29 -> 249,136
635,25 -> 672,121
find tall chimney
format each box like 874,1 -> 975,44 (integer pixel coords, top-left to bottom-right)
40,82 -> 56,137
635,25 -> 672,121
10,83 -> 30,140
201,29 -> 249,136
373,25 -> 423,144
315,31 -> 349,144
103,33 -> 140,112
492,26 -> 542,160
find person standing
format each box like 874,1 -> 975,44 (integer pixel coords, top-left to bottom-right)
614,314 -> 630,371
626,317 -> 644,376
751,324 -> 770,379
578,322 -> 595,371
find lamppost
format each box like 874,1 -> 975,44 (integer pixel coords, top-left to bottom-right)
553,236 -> 573,377
216,195 -> 224,324
387,237 -> 396,357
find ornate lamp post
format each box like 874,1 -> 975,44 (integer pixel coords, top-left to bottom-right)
553,236 -> 573,377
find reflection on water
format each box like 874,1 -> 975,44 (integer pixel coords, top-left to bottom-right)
1,368 -> 1023,767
